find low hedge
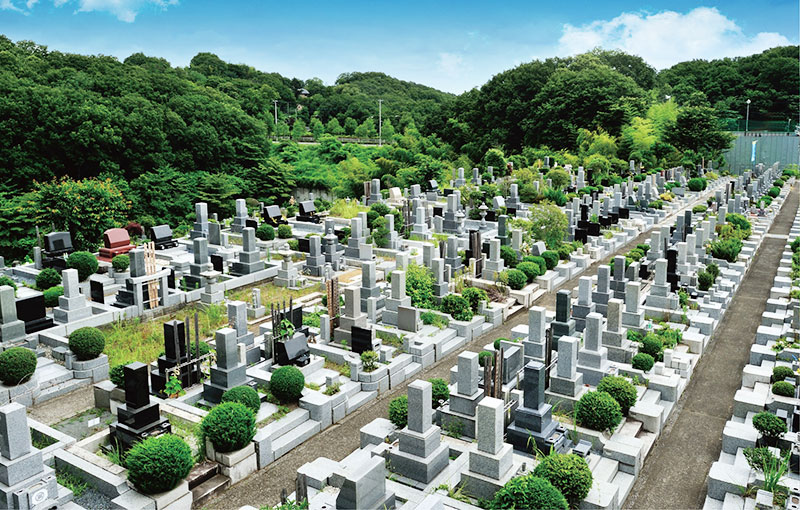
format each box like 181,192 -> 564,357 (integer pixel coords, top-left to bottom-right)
125,434 -> 193,494
772,365 -> 795,383
575,390 -> 622,432
490,475 -> 568,510
631,353 -> 655,372
35,268 -> 61,290
389,395 -> 408,428
772,381 -> 795,397
201,402 -> 256,452
505,269 -> 528,290
597,376 -> 637,415
541,251 -> 559,270
68,327 -> 106,361
532,453 -> 593,507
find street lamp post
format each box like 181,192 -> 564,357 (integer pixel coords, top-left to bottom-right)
273,100 -> 278,131
378,99 -> 383,146
745,99 -> 751,132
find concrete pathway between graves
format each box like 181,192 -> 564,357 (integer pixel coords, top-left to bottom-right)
624,184 -> 800,510
205,189 -> 728,509
27,385 -> 94,426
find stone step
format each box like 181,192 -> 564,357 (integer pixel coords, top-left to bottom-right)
402,361 -> 422,380
37,362 -> 74,389
592,457 -> 619,483
187,461 -> 219,490
190,474 -> 230,508
341,380 -> 361,400
272,419 -> 321,459
34,378 -> 92,405
429,327 -> 457,344
440,336 -> 465,358
346,390 -> 377,413
260,408 -> 310,439
617,419 -> 643,438
640,389 -> 662,406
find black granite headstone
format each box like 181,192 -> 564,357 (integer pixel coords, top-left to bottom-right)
90,279 -> 105,304
15,294 -> 54,333
351,326 -> 374,354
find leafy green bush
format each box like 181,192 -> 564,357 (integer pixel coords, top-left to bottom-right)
697,271 -> 714,291
461,287 -> 488,313
0,347 -> 37,386
532,453 -> 593,507
541,251 -> 559,270
640,333 -> 663,359
270,366 -> 305,403
111,254 -> 130,272
478,350 -> 494,367
632,353 -> 655,372
67,251 -> 98,281
752,411 -> 787,443
277,224 -> 293,239
774,179 -> 785,188
441,294 -> 473,321
597,376 -> 637,415
726,213 -> 751,235
692,205 -> 708,214
201,402 -> 256,452
500,245 -> 517,268
360,350 -> 379,372
706,262 -> 720,280
525,255 -> 547,275
69,327 -> 105,360
772,381 -> 795,397
125,434 -> 193,494
490,475 -> 568,510
429,378 -> 449,408
772,366 -> 795,383
543,188 -> 567,206
743,447 -> 778,472
35,268 -> 62,290
687,177 -> 707,192
420,311 -> 448,328
109,364 -> 125,387
575,391 -> 622,432
221,386 -> 261,414
389,395 -> 408,428
516,262 -> 541,282
43,286 -> 63,307
406,262 -> 434,308
505,269 -> 527,290
768,186 -> 781,198
256,224 -> 275,241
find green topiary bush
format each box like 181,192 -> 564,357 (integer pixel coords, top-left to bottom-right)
256,224 -> 275,241
43,286 -> 63,307
768,186 -> 781,198
687,177 -> 707,192
389,395 -> 408,428
0,347 -> 37,386
692,204 -> 708,214
772,381 -> 795,397
461,287 -> 488,313
111,254 -> 130,272
478,350 -> 494,367
201,402 -> 256,453
221,386 -> 261,414
532,453 -> 593,507
726,213 -> 751,234
597,376 -> 638,415
632,353 -> 655,372
709,238 -> 742,263
541,251 -> 559,270
109,364 -> 125,387
68,327 -> 106,360
490,475 -> 568,510
505,269 -> 528,290
441,294 -> 474,321
516,261 -> 541,282
125,434 -> 193,495
500,245 -> 517,268
269,366 -> 305,403
360,350 -> 379,372
772,366 -> 795,383
428,378 -> 449,408
35,268 -> 62,290
527,255 -> 547,275
0,276 -> 17,293
640,333 -> 663,359
698,271 -> 714,291
752,411 -> 787,445
67,251 -> 99,281
575,390 -> 623,432
277,224 -> 293,239
706,262 -> 720,281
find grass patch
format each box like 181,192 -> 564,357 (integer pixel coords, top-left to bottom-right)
329,199 -> 369,219
31,430 -> 56,450
257,404 -> 292,428
56,468 -> 88,498
324,358 -> 351,378
376,330 -> 404,350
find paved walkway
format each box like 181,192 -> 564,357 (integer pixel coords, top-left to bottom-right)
624,185 -> 800,510
207,193 -> 719,509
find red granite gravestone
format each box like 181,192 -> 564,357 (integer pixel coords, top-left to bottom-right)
98,228 -> 134,261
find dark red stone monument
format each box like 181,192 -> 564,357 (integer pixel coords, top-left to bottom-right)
98,228 -> 134,261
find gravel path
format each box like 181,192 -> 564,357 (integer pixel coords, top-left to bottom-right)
624,185 -> 799,510
206,190 -> 718,509
28,385 -> 94,426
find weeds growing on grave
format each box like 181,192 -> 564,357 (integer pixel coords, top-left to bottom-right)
56,468 -> 88,498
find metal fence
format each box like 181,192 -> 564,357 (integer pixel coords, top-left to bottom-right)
722,119 -> 798,132
722,132 -> 800,174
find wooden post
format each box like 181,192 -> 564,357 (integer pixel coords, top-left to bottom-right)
495,347 -> 503,399
195,312 -> 201,379
144,241 -> 159,309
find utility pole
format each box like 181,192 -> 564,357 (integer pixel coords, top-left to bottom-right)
745,99 -> 751,133
273,100 -> 278,132
378,99 -> 383,147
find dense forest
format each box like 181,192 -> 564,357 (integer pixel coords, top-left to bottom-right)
0,34 -> 796,260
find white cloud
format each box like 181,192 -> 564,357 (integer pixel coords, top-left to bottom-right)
558,7 -> 791,69
0,0 -> 24,12
1,0 -> 177,21
438,52 -> 464,75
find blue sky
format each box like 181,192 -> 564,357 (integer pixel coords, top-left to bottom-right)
1,0 -> 797,93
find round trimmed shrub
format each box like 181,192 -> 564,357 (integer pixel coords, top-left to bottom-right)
201,402 -> 256,453
772,365 -> 795,383
277,224 -> 293,239
772,381 -> 795,397
256,224 -> 275,241
125,434 -> 193,494
43,286 -> 63,308
428,378 -> 449,408
389,395 -> 408,428
752,411 -> 787,444
68,327 -> 105,361
768,186 -> 781,198
575,390 -> 623,432
111,254 -> 130,272
706,262 -> 720,281
532,453 -> 593,507
269,366 -> 305,403
109,364 -> 125,387
478,350 -> 494,367
687,177 -> 707,192
597,376 -> 638,415
441,294 -> 473,321
67,251 -> 98,281
632,353 -> 655,372
527,255 -> 547,275
692,204 -> 708,214
541,251 -> 559,270
505,269 -> 527,290
222,386 -> 261,414
0,347 -> 37,385
698,271 -> 714,291
516,261 -> 541,282
35,268 -> 61,290
726,213 -> 751,233
0,276 -> 17,292
500,245 -> 517,268
490,475 -> 568,510
640,333 -> 663,359
462,287 -> 488,313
